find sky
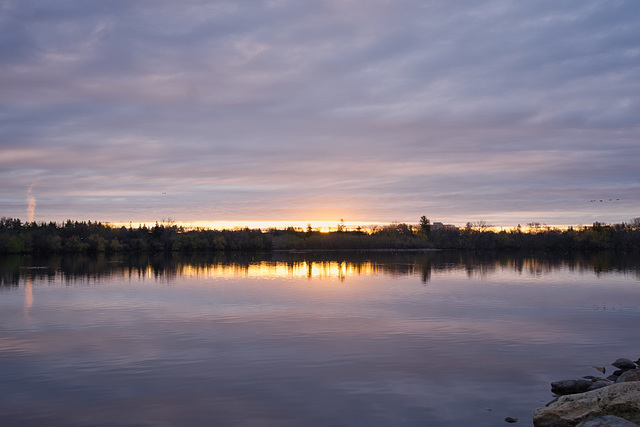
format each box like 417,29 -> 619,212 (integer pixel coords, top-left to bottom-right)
1,0 -> 639,229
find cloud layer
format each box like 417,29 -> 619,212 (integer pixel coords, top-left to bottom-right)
1,0 -> 639,226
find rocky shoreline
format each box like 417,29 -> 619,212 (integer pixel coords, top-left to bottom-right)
533,357 -> 640,426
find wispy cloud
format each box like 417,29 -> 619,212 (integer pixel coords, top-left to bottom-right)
1,0 -> 639,226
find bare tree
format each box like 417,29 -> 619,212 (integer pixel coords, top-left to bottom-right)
469,220 -> 492,231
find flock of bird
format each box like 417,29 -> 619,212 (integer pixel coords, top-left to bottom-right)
590,199 -> 620,202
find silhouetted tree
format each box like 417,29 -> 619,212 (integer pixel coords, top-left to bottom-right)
1,217 -> 639,254
419,216 -> 431,237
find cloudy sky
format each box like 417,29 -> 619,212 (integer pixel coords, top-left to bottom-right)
1,0 -> 639,228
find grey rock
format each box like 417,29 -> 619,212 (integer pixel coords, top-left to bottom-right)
545,397 -> 559,407
617,369 -> 640,383
505,416 -> 519,423
552,378 -> 598,395
585,376 -> 609,382
613,358 -> 637,370
578,378 -> 595,391
552,379 -> 580,395
608,373 -> 622,382
576,415 -> 640,426
588,380 -> 613,391
533,382 -> 640,427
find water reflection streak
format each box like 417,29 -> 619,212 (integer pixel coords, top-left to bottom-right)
1,251 -> 639,288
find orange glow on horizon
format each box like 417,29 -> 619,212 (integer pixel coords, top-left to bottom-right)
105,220 -> 579,233
108,220 -> 384,232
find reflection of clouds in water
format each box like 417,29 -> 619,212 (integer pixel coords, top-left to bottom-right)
1,253 -> 639,426
2,253 -> 640,288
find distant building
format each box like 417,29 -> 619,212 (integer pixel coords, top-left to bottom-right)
431,222 -> 457,230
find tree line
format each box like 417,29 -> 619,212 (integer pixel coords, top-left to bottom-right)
0,217 -> 639,254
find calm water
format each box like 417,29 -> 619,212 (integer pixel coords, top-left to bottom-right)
1,251 -> 639,426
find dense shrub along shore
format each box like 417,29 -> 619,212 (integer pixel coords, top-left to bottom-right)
0,217 -> 639,254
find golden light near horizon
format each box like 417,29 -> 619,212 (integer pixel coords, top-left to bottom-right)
105,220 -> 582,233
109,220 -> 385,232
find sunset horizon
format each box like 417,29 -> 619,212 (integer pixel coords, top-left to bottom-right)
2,2 -> 638,425
2,2 -> 638,230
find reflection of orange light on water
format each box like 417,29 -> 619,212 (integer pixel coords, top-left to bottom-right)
24,276 -> 33,320
25,276 -> 33,308
32,259 -> 424,288
177,261 -> 379,280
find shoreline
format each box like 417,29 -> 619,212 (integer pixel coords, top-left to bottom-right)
533,357 -> 640,426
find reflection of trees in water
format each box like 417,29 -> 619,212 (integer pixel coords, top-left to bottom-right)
1,251 -> 639,287
435,251 -> 640,280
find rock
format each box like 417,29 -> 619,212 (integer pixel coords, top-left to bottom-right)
546,397 -> 559,407
588,380 -> 613,391
552,379 -> 596,395
533,382 -> 640,427
576,415 -> 640,426
594,366 -> 607,374
608,371 -> 623,382
588,376 -> 610,383
577,378 -> 595,391
552,380 -> 581,395
505,416 -> 518,423
617,369 -> 640,383
613,358 -> 637,370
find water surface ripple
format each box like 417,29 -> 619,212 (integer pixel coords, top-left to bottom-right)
1,252 -> 639,426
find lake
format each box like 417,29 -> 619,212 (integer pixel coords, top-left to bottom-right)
1,251 -> 639,426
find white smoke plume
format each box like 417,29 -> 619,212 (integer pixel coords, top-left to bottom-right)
27,184 -> 36,223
